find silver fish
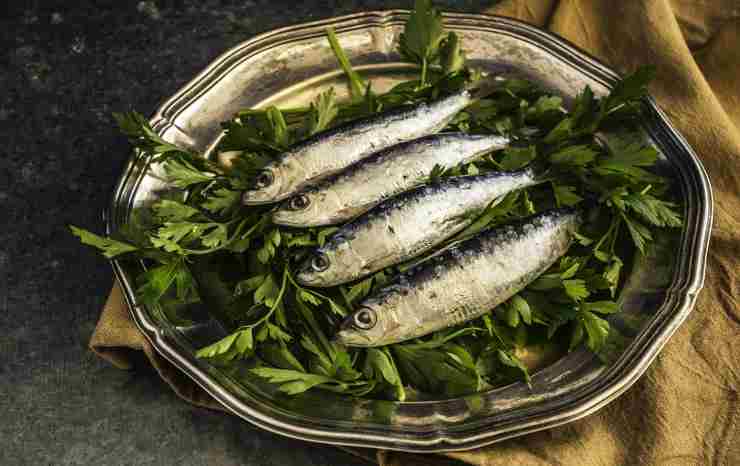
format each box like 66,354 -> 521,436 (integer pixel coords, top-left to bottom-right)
242,89 -> 475,205
295,168 -> 541,288
335,208 -> 582,347
272,133 -> 510,227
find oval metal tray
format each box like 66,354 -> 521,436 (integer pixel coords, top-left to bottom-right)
106,11 -> 712,452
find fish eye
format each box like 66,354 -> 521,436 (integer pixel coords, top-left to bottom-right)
310,253 -> 330,272
255,170 -> 274,188
289,194 -> 310,211
353,308 -> 377,330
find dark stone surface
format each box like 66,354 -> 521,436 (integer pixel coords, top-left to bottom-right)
1,1 -> 493,464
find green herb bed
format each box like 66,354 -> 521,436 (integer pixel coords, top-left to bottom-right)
73,0 -> 681,401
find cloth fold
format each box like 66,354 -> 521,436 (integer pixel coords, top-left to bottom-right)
90,1 -> 739,464
90,283 -> 226,411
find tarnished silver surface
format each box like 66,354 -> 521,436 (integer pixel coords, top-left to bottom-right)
106,11 -> 713,452
336,209 -> 581,347
296,168 -> 540,287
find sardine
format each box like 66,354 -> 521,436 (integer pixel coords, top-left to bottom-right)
335,208 -> 582,347
241,89 -> 475,205
295,168 -> 542,287
272,133 -> 510,227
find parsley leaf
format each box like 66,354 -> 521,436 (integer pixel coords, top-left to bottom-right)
113,111 -> 189,159
152,200 -> 201,222
307,88 -> 339,135
439,31 -> 465,75
266,107 -> 289,148
393,343 -> 481,397
163,159 -> 216,188
552,184 -> 583,207
345,276 -> 373,303
399,0 -> 445,85
251,367 -> 334,395
602,254 -> 624,297
363,348 -> 406,401
500,145 -> 537,171
235,274 -> 267,296
623,190 -> 682,228
219,118 -> 281,153
581,301 -> 620,314
503,294 -> 532,327
594,140 -> 660,181
527,95 -> 563,120
563,279 -> 590,302
455,191 -> 520,239
602,66 -> 655,114
256,229 -> 281,264
69,226 -> 139,258
571,85 -> 598,130
200,224 -> 229,249
136,259 -> 197,307
428,163 -> 449,182
569,320 -> 585,350
196,328 -> 253,361
580,311 -> 610,351
549,144 -> 598,166
202,188 -> 241,215
497,349 -> 532,386
543,117 -> 574,143
620,211 -> 653,254
316,227 -> 339,247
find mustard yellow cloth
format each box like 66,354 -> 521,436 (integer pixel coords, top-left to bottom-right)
91,1 -> 740,464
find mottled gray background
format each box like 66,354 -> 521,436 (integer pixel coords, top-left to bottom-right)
1,1 -> 494,465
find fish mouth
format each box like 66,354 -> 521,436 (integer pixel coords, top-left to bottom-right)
332,328 -> 374,347
294,263 -> 327,287
271,209 -> 305,227
332,309 -> 377,347
294,269 -> 320,286
294,251 -> 333,287
242,170 -> 285,205
242,188 -> 283,205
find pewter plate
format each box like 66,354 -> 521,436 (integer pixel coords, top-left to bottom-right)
106,11 -> 712,452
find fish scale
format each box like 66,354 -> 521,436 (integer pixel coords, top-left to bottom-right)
272,132 -> 510,227
295,168 -> 542,288
334,208 -> 582,347
242,89 -> 475,205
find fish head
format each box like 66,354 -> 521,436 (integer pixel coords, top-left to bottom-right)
242,162 -> 293,205
272,188 -> 325,227
295,235 -> 360,287
333,303 -> 391,347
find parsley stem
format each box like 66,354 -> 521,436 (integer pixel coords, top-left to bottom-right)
326,27 -> 365,101
339,286 -> 354,310
608,216 -> 622,254
287,269 -> 340,360
420,57 -> 428,87
593,215 -> 620,253
245,266 -> 289,329
286,273 -> 335,306
295,297 -> 335,361
176,216 -> 262,256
